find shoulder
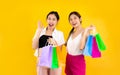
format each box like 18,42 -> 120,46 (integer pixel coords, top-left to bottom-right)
54,29 -> 64,35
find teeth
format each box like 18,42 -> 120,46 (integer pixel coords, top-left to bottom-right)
49,24 -> 53,26
73,24 -> 76,25
74,23 -> 77,25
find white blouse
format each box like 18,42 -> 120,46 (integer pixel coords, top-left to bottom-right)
67,32 -> 83,55
33,28 -> 65,57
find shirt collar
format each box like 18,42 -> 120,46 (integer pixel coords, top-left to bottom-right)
43,27 -> 57,35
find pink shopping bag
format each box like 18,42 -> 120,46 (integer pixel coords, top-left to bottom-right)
92,37 -> 101,58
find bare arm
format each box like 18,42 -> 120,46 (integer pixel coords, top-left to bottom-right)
79,29 -> 89,50
80,25 -> 96,50
32,29 -> 42,50
32,21 -> 43,50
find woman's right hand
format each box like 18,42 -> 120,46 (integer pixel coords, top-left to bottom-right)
37,20 -> 44,32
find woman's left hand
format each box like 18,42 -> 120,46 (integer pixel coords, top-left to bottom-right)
86,25 -> 96,33
48,38 -> 58,46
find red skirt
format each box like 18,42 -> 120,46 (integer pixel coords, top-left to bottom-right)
65,53 -> 86,75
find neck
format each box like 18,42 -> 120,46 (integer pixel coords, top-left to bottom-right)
47,27 -> 54,32
74,25 -> 82,32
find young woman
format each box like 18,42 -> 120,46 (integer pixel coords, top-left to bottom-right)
65,11 -> 96,75
32,11 -> 65,75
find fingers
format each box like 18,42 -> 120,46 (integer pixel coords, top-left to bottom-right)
84,25 -> 96,35
87,24 -> 96,30
47,38 -> 57,46
37,20 -> 44,29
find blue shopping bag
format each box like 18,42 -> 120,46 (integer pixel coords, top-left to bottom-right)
83,35 -> 93,56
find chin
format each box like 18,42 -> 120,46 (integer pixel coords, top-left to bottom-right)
72,25 -> 78,28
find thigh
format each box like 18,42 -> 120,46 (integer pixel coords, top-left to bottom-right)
36,57 -> 42,75
50,67 -> 62,75
65,55 -> 73,75
42,67 -> 50,75
71,56 -> 86,75
37,66 -> 42,75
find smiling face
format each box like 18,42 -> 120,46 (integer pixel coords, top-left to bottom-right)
47,14 -> 58,29
69,14 -> 81,28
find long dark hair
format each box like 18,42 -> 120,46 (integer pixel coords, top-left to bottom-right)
65,11 -> 81,46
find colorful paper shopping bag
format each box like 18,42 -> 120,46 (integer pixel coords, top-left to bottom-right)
56,46 -> 62,65
83,35 -> 93,56
92,37 -> 101,58
51,47 -> 59,68
95,33 -> 106,51
39,46 -> 52,68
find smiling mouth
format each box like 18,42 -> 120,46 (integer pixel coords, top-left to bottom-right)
49,24 -> 54,27
72,23 -> 77,26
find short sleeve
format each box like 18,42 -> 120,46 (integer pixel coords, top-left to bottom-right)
57,32 -> 65,46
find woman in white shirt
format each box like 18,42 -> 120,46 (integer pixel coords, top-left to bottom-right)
32,11 -> 65,75
65,11 -> 96,75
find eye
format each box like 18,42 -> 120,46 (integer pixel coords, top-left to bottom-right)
74,16 -> 77,20
48,17 -> 51,20
53,18 -> 56,21
70,18 -> 73,21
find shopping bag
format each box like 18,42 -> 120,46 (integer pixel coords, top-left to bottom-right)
56,46 -> 62,65
95,33 -> 106,51
83,35 -> 93,56
92,37 -> 101,58
51,47 -> 59,68
39,46 -> 52,68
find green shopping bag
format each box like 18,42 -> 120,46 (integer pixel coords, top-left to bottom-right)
95,33 -> 106,51
51,47 -> 59,68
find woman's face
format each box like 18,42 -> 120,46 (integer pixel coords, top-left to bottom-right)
47,14 -> 58,29
69,14 -> 81,28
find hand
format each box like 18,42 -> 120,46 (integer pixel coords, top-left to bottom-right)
85,25 -> 96,32
37,20 -> 44,31
83,25 -> 96,36
47,38 -> 57,46
87,25 -> 96,30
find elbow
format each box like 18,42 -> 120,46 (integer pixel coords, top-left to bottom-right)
32,45 -> 37,50
80,47 -> 84,50
79,44 -> 85,50
32,42 -> 38,50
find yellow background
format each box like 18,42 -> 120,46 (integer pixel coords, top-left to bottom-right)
0,0 -> 120,75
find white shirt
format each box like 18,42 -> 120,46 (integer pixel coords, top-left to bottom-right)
67,32 -> 83,55
33,28 -> 65,57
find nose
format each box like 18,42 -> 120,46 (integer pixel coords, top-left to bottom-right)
71,20 -> 75,24
49,19 -> 53,23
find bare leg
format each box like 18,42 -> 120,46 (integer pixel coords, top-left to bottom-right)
50,67 -> 62,75
37,66 -> 42,75
42,67 -> 50,75
36,57 -> 42,75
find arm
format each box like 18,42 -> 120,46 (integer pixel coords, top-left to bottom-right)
79,25 -> 96,50
32,29 -> 42,50
32,21 -> 44,50
79,29 -> 89,50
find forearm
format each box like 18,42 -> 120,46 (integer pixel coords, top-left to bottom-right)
32,29 -> 41,49
32,37 -> 39,50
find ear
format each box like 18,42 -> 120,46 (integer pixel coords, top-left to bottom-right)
80,18 -> 82,22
